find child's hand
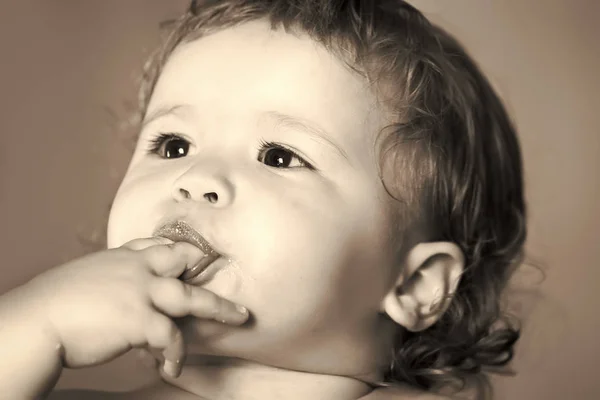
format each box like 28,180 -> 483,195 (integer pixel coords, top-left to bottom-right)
21,237 -> 249,378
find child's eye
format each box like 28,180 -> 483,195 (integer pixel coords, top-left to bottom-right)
146,133 -> 190,159
257,140 -> 315,170
145,134 -> 315,170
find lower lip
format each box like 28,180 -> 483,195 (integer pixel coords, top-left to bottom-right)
179,253 -> 219,281
182,257 -> 227,286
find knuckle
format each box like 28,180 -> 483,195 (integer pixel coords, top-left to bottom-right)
143,244 -> 177,268
120,238 -> 145,251
139,243 -> 159,258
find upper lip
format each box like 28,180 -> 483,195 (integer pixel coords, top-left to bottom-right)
153,220 -> 221,258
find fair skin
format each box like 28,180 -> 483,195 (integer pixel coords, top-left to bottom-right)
105,20 -> 464,399
0,18 -> 463,400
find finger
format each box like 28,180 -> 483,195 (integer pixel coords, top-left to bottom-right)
141,241 -> 204,278
134,348 -> 160,369
121,236 -> 174,251
144,313 -> 186,378
149,278 -> 249,325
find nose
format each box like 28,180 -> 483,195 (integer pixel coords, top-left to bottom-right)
171,163 -> 234,208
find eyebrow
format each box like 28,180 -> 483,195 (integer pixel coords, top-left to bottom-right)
142,105 -> 350,162
142,104 -> 191,128
263,111 -> 349,162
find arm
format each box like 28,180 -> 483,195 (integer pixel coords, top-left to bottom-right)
0,284 -> 63,400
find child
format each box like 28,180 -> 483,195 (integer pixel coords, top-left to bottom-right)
0,0 -> 525,399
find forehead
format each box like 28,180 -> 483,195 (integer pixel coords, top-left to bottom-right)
157,20 -> 366,102
147,20 -> 386,153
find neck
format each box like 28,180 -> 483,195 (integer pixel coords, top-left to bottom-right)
159,356 -> 374,400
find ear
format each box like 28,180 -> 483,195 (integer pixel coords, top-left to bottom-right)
381,242 -> 465,332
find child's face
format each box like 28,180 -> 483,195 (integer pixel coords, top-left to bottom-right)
108,20 -> 398,375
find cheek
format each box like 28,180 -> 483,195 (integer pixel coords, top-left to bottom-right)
241,180 -> 350,266
106,175 -> 166,248
239,183 -> 391,316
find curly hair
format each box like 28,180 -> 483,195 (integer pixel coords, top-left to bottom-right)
127,0 -> 526,396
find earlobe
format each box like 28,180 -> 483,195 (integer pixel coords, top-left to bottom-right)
382,242 -> 465,332
382,289 -> 419,330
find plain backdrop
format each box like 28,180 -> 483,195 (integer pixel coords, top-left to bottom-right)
0,1 -> 599,399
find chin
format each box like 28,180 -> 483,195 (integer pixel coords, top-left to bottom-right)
178,315 -> 253,353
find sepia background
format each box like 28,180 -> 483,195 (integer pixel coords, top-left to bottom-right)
0,1 -> 598,399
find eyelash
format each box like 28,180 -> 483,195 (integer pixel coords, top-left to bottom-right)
146,133 -> 181,155
256,138 -> 315,170
145,133 -> 316,171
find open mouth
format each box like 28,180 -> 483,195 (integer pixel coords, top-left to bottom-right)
153,220 -> 222,282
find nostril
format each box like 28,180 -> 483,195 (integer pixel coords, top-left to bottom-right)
179,188 -> 191,200
204,192 -> 218,203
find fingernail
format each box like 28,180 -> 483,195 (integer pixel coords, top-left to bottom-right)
163,359 -> 181,377
236,305 -> 248,315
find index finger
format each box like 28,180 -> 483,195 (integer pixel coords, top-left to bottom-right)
140,242 -> 204,278
121,236 -> 174,251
